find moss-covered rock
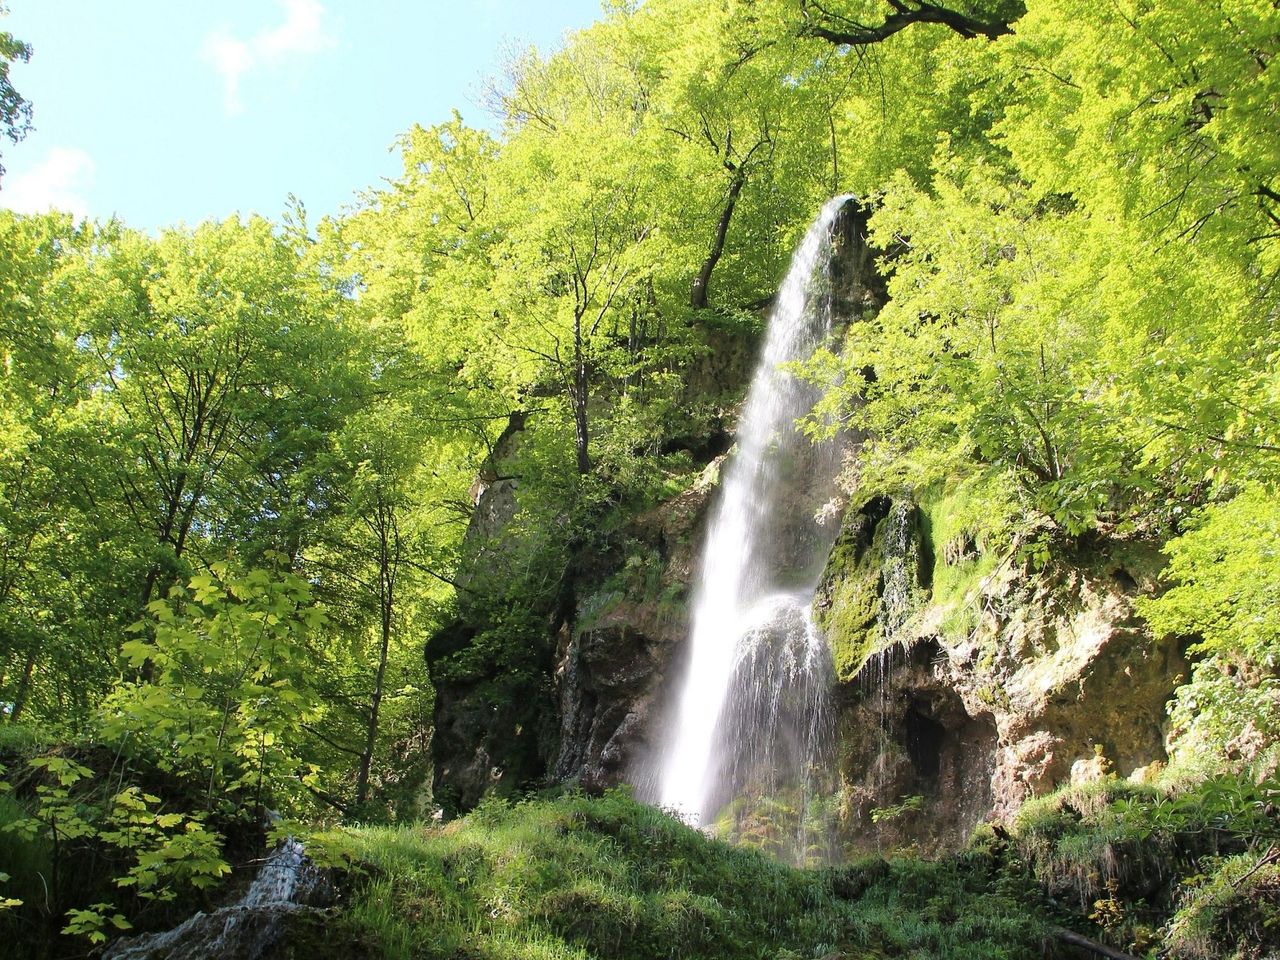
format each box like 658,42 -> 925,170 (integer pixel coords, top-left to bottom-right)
813,496 -> 928,681
810,475 -> 1187,857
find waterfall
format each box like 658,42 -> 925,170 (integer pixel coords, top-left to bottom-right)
104,838 -> 320,960
655,196 -> 852,861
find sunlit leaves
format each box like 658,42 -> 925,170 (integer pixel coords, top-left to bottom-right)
104,563 -> 326,810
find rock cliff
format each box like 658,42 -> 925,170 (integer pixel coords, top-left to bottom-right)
427,198 -> 1187,856
817,496 -> 1185,852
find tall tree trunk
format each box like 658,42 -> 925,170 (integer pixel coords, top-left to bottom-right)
572,312 -> 591,474
690,170 -> 746,309
356,505 -> 395,808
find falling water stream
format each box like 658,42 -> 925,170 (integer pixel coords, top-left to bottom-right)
656,196 -> 853,861
104,837 -> 319,960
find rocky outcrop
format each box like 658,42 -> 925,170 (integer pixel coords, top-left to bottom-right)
426,619 -> 559,815
429,412 -> 737,811
823,499 -> 1186,853
104,839 -> 332,960
454,410 -> 528,616
953,549 -> 1185,817
553,460 -> 720,790
426,411 -> 562,814
814,496 -> 929,681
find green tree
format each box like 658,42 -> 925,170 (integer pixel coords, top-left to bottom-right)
1140,487 -> 1280,777
0,4 -> 31,180
107,563 -> 326,812
0,213 -> 128,727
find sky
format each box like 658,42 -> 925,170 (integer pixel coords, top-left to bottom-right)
0,0 -> 606,231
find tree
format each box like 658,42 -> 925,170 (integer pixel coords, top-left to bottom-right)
327,400 -> 431,808
0,5 -> 31,180
1140,487 -> 1280,776
72,218 -> 356,617
0,213 -> 127,727
798,0 -> 1022,46
108,563 -> 327,812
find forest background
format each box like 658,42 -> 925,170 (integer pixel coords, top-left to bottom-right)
0,0 -> 1277,954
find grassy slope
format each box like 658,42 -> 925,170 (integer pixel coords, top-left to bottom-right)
278,774 -> 1280,960
287,790 -> 1045,960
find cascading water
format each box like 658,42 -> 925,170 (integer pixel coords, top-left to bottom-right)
655,196 -> 853,863
104,837 -> 320,960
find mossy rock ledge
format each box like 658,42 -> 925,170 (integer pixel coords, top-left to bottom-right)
816,494 -> 1187,854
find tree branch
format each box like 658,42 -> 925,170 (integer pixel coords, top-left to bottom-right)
800,0 -> 1018,46
1052,928 -> 1140,960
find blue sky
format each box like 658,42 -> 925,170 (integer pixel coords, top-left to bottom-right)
0,1 -> 605,230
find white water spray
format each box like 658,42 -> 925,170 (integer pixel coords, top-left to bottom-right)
656,197 -> 852,842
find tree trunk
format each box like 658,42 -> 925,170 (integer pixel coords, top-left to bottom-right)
691,170 -> 746,309
7,649 -> 37,724
1052,928 -> 1139,960
572,312 -> 591,474
356,505 -> 395,808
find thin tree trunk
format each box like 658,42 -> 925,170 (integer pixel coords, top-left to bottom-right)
1052,928 -> 1139,960
573,312 -> 591,474
356,506 -> 395,807
691,170 -> 746,309
7,649 -> 36,723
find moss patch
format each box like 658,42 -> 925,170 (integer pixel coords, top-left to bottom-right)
917,477 -> 1016,644
814,498 -> 890,680
815,497 -> 932,680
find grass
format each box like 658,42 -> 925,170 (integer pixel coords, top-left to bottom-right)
296,789 -> 1047,960
1007,773 -> 1280,958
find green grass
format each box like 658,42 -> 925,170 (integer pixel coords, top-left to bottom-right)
1008,773 -> 1280,958
297,789 -> 1047,960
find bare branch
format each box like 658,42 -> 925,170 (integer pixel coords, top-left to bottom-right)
800,0 -> 1017,46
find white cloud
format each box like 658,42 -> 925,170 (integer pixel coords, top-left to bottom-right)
204,30 -> 254,115
203,0 -> 336,115
257,0 -> 334,59
1,147 -> 95,221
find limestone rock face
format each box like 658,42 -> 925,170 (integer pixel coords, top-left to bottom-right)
962,553 -> 1185,819
454,411 -> 527,620
823,500 -> 1186,852
552,460 -> 721,790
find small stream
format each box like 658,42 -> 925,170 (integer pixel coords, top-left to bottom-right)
104,837 -> 321,960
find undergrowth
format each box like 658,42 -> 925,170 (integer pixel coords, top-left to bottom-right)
1008,773 -> 1280,958
300,789 -> 1046,960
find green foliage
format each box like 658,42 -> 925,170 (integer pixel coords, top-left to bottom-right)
918,477 -> 1014,642
1010,772 -> 1280,956
1,748 -> 228,945
0,4 -> 31,179
1165,849 -> 1280,960
802,0 -> 1280,545
300,790 -> 1045,960
870,794 -> 925,824
105,563 -> 326,813
1140,486 -> 1280,777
